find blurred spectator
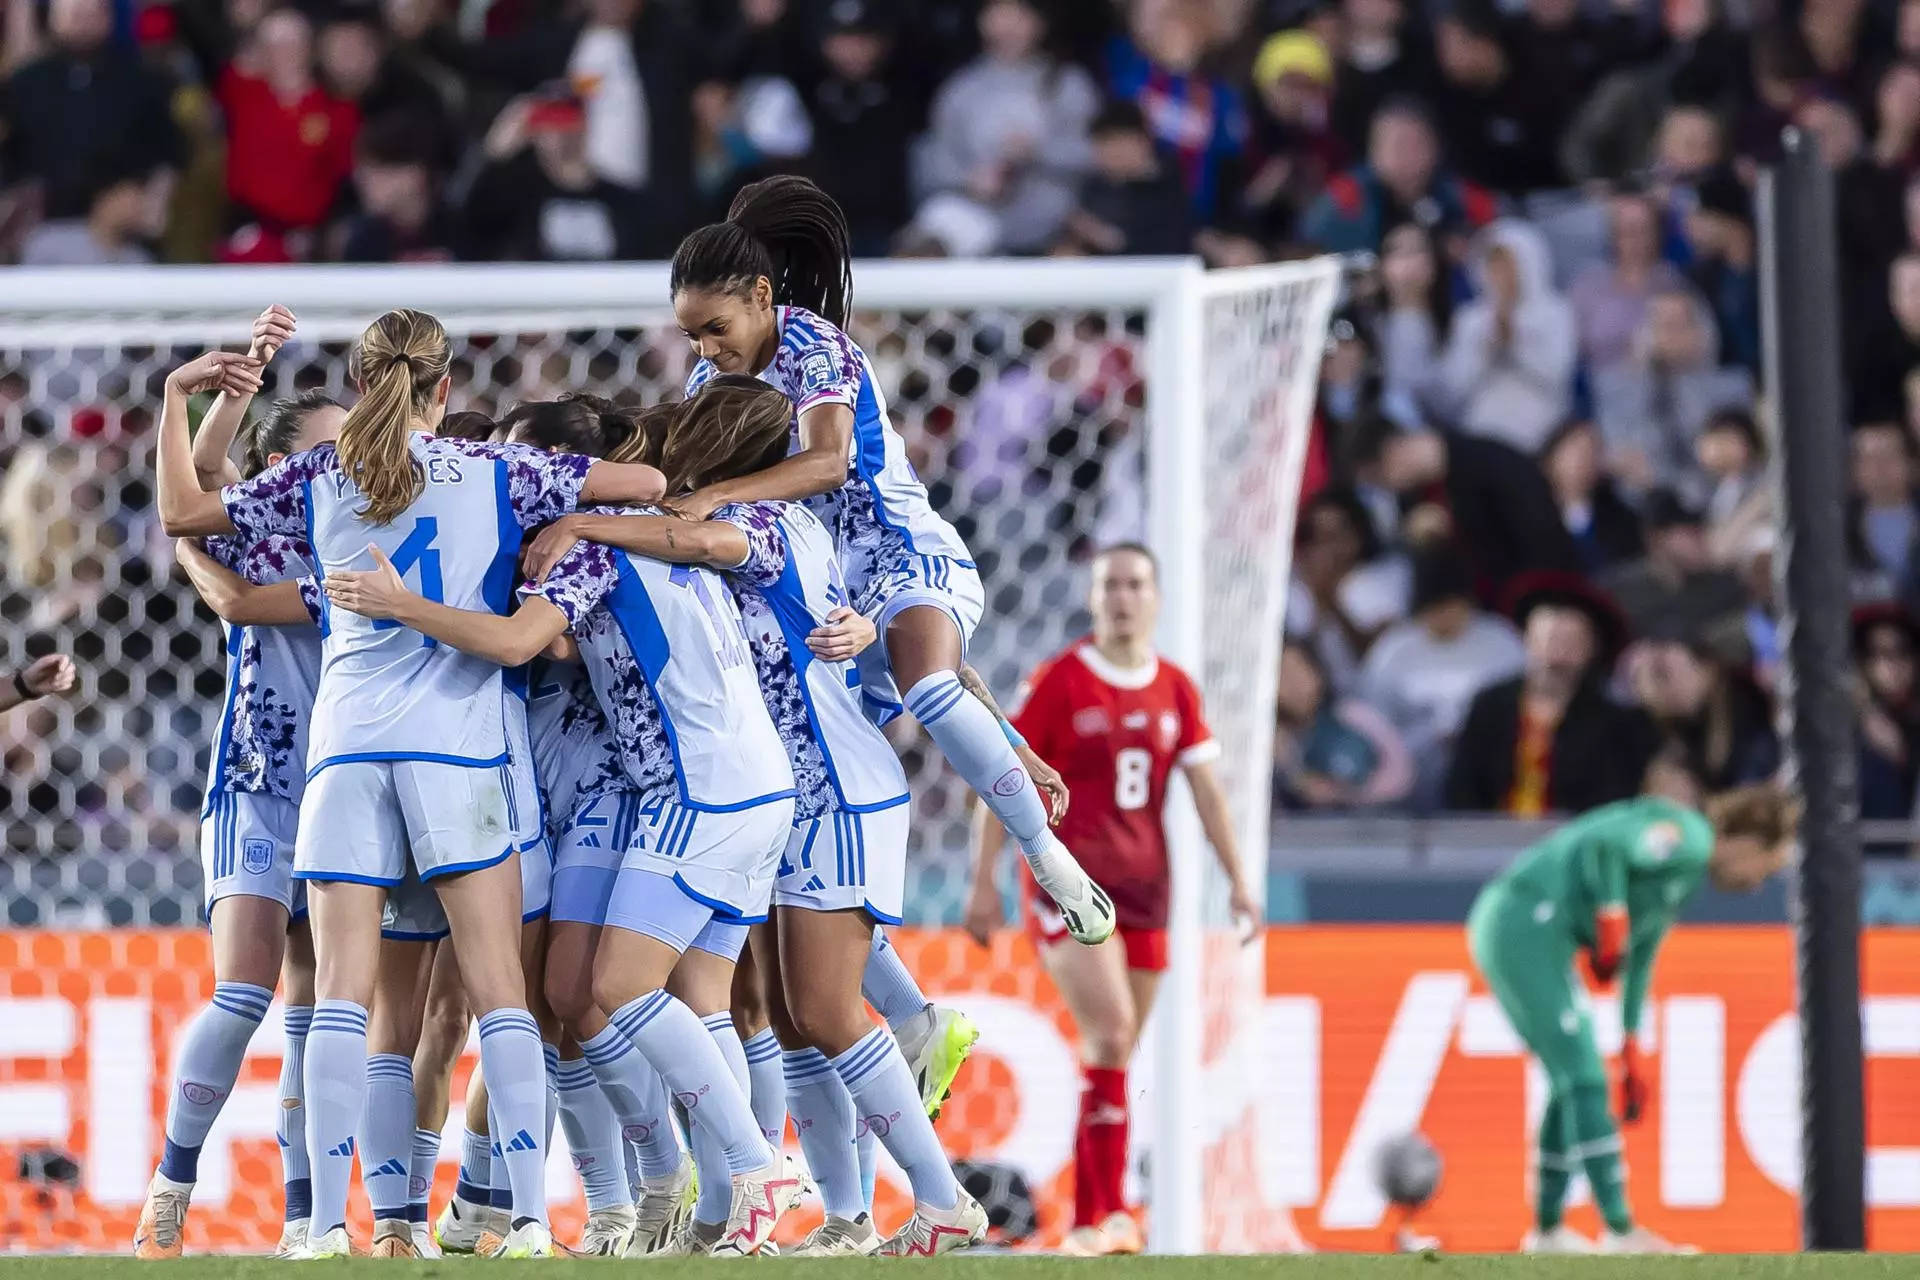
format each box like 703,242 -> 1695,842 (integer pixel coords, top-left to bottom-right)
1590,286 -> 1753,499
1105,0 -> 1246,225
810,3 -> 916,256
1856,252 -> 1920,423
1600,490 -> 1748,648
1328,0 -> 1439,158
317,6 -> 454,167
1287,487 -> 1411,694
1698,407 -> 1771,564
0,0 -> 182,213
461,91 -> 638,261
1350,414 -> 1582,602
1650,101 -> 1725,201
217,8 -> 359,256
19,152 -> 164,266
1737,26 -> 1816,166
1682,169 -> 1760,375
1431,219 -> 1576,454
688,78 -> 777,224
334,115 -> 454,262
1629,633 -> 1779,791
1273,639 -> 1415,811
1444,572 -> 1651,814
1300,98 -> 1496,255
1372,222 -> 1450,411
1227,29 -> 1342,248
1318,312 -> 1396,441
913,0 -> 1097,257
1054,101 -> 1190,256
1569,191 -> 1684,371
1847,420 -> 1920,601
1737,527 -> 1781,692
1431,0 -> 1538,195
1500,0 -> 1656,190
1540,419 -> 1642,575
1853,604 -> 1920,824
1359,540 -> 1525,807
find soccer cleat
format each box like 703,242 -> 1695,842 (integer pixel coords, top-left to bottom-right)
369,1220 -> 417,1258
878,1190 -> 989,1256
894,1004 -> 980,1119
410,1223 -> 441,1260
289,1225 -> 353,1259
657,1219 -> 724,1256
1600,1225 -> 1699,1255
491,1220 -> 554,1258
132,1172 -> 192,1259
473,1228 -> 505,1257
710,1161 -> 804,1256
1523,1225 -> 1596,1254
1058,1224 -> 1111,1256
575,1205 -> 636,1256
625,1156 -> 697,1256
272,1220 -> 310,1259
796,1213 -> 883,1256
433,1195 -> 495,1254
1026,834 -> 1117,945
1100,1210 -> 1145,1255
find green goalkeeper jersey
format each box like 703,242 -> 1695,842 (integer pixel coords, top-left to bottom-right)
1488,797 -> 1713,1035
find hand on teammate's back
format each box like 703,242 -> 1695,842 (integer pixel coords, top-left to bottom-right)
521,517 -> 584,584
805,606 -> 876,663
323,544 -> 409,621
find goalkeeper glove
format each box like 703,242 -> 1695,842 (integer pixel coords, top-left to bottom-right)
1585,907 -> 1627,986
1618,1038 -> 1649,1126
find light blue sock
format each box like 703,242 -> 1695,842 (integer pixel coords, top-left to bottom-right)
905,671 -> 1050,853
476,1008 -> 550,1226
487,1103 -> 513,1212
408,1128 -> 439,1224
833,1027 -> 959,1210
862,929 -> 931,1029
609,991 -> 770,1174
360,1053 -> 416,1221
159,980 -> 272,1183
695,1013 -> 751,1223
542,1041 -> 562,1153
555,1056 -> 629,1211
279,1004 -> 312,1222
785,1048 -> 862,1220
454,1125 -> 490,1206
742,1028 -> 788,1147
304,1000 -> 369,1234
859,1123 -> 878,1211
578,1023 -> 682,1179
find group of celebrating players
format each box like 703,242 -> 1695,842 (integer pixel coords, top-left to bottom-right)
131,175 -> 1156,1261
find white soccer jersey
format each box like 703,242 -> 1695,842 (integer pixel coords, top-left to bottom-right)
526,505 -> 795,814
713,501 -> 910,816
527,657 -> 627,836
686,306 -> 973,600
222,434 -> 592,775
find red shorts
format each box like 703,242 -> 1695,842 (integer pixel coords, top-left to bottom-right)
1025,895 -> 1168,972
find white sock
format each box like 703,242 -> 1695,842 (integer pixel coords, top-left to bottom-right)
833,1027 -> 959,1210
742,1028 -> 788,1147
554,1056 -> 629,1211
304,1000 -> 370,1234
861,929 -> 931,1029
408,1127 -> 439,1225
455,1125 -> 490,1206
904,671 -> 1049,853
609,991 -> 770,1174
697,1012 -> 750,1222
279,1004 -> 313,1224
359,1053 -> 416,1221
542,1041 -> 561,1153
784,1048 -> 862,1220
858,1122 -> 878,1211
475,1008 -> 549,1226
578,1023 -> 682,1179
159,980 -> 272,1184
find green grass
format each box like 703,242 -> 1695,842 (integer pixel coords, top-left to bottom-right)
1,1259 -> 1913,1279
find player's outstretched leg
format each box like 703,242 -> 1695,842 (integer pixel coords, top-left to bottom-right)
864,927 -> 978,1119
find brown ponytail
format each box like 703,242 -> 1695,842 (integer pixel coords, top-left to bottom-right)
335,309 -> 451,525
607,403 -> 680,471
661,374 -> 793,494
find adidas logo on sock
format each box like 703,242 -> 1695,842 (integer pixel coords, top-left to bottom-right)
371,1159 -> 408,1178
276,1133 -> 290,1148
327,1139 -> 355,1158
505,1129 -> 538,1153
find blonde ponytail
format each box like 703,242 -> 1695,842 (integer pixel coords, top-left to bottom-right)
336,309 -> 451,525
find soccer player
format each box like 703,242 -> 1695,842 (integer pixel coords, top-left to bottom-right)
135,305 -> 342,1260
546,373 -> 989,1256
154,307 -> 665,1259
964,542 -> 1257,1256
321,383 -> 806,1258
558,174 -> 1111,945
1470,784 -> 1796,1255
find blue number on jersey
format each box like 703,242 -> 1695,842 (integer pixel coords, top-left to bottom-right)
372,516 -> 446,647
669,563 -> 749,670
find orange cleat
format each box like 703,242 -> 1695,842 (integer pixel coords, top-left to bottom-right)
132,1175 -> 190,1259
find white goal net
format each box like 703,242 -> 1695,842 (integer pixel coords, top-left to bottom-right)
0,256 -> 1337,1253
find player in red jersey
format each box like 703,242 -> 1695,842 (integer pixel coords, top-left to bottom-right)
964,543 -> 1256,1256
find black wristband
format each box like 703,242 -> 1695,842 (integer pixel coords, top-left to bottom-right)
12,670 -> 31,702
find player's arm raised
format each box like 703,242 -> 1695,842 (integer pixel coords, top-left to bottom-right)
1183,757 -> 1260,939
158,351 -> 264,537
191,305 -> 297,490
175,539 -> 312,627
325,543 -> 568,668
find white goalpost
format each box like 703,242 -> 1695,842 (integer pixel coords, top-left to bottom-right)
0,254 -> 1338,1253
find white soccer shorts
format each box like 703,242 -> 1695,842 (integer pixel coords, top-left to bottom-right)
295,758 -> 513,886
202,790 -> 306,918
505,698 -> 549,866
381,841 -> 553,942
853,554 -> 986,725
616,790 -> 794,923
549,791 -> 643,928
774,803 -> 910,925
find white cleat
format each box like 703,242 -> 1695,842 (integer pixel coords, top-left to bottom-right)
490,1220 -> 554,1258
1026,834 -> 1116,945
1523,1225 -> 1596,1254
132,1172 -> 192,1259
288,1225 -> 353,1259
576,1205 -> 636,1256
410,1222 -> 441,1260
625,1158 -> 697,1256
433,1195 -> 494,1255
271,1219 -> 310,1259
710,1160 -> 805,1256
796,1213 -> 883,1256
657,1220 -> 724,1256
1601,1225 -> 1699,1255
878,1191 -> 989,1256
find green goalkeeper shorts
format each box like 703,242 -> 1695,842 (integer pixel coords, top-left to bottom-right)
1466,883 -> 1608,1092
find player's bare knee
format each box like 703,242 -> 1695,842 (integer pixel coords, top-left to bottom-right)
544,964 -> 593,1030
787,991 -> 864,1058
1084,1023 -> 1135,1069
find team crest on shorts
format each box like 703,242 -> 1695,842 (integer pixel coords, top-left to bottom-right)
242,838 -> 275,875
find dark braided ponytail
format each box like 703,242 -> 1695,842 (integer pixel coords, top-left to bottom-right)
669,176 -> 854,328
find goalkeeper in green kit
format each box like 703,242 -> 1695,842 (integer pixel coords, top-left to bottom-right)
1468,782 -> 1797,1255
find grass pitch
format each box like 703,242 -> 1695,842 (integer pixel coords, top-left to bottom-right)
1,1258 -> 1912,1279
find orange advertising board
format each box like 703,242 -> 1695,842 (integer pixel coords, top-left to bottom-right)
2,926 -> 1917,1254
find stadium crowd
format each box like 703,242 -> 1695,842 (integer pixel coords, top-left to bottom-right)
0,0 -> 1918,843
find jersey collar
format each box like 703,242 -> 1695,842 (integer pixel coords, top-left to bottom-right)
1077,643 -> 1159,690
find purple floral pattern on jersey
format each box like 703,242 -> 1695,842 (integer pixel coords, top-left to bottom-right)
711,501 -> 789,587
523,533 -> 621,628
199,533 -> 322,807
440,437 -> 594,531
220,447 -> 333,544
528,660 -> 628,842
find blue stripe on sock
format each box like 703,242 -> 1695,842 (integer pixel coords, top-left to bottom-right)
906,680 -> 966,722
580,1030 -> 630,1066
555,1061 -> 596,1090
834,1032 -> 893,1086
700,1012 -> 733,1033
282,1006 -> 313,1036
782,1049 -> 834,1085
477,1009 -> 539,1039
610,991 -> 671,1040
743,1031 -> 782,1065
455,1176 -> 489,1204
408,1202 -> 429,1224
